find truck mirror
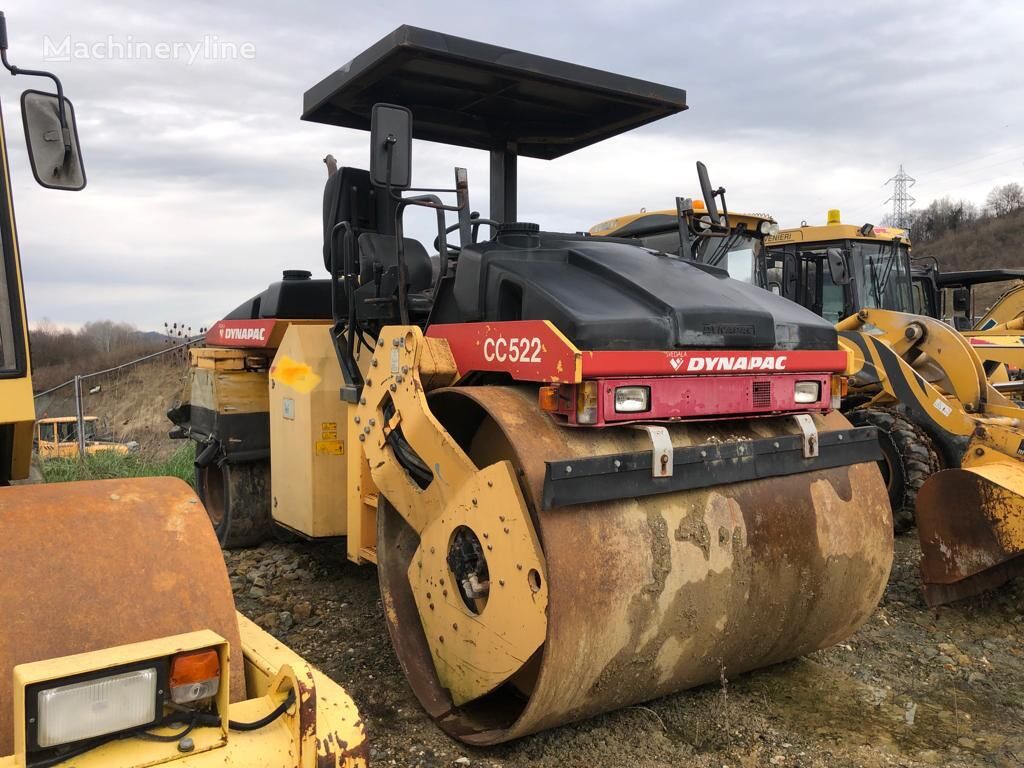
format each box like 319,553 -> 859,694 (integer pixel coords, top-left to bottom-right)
952,286 -> 970,314
20,90 -> 86,191
369,103 -> 412,190
826,248 -> 850,285
695,161 -> 721,226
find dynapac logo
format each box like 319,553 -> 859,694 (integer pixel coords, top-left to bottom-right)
220,327 -> 267,342
671,355 -> 788,372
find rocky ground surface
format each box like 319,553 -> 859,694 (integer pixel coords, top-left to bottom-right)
225,535 -> 1024,768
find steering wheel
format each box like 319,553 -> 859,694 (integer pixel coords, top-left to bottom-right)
434,216 -> 501,254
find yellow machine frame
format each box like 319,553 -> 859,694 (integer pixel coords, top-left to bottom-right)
837,308 -> 1024,604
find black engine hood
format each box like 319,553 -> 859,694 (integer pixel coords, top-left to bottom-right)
449,232 -> 837,351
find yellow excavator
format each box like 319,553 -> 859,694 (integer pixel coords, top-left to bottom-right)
0,13 -> 366,767
169,27 -> 894,744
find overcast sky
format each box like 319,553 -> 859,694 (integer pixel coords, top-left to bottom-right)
5,0 -> 1024,330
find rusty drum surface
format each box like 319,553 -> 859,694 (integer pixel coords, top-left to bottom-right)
0,477 -> 244,755
378,386 -> 893,744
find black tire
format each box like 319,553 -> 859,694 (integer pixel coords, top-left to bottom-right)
845,407 -> 941,533
195,460 -> 272,548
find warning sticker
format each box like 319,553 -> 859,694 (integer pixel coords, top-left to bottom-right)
321,421 -> 338,439
315,439 -> 345,456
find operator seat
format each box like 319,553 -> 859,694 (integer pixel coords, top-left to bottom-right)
322,166 -> 384,271
357,233 -> 435,314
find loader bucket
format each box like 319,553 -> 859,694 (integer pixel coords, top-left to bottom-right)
916,463 -> 1024,606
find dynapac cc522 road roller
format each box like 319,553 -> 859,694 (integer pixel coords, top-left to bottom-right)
0,13 -> 366,767
170,26 -> 894,744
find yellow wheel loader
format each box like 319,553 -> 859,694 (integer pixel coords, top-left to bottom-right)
0,14 -> 366,767
837,309 -> 1024,606
760,212 -> 1024,603
171,27 -> 894,744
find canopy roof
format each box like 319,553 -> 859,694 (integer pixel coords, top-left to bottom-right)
302,26 -> 687,160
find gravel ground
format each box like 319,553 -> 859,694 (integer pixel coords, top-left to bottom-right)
226,535 -> 1024,768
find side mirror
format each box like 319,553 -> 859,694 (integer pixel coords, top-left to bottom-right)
826,248 -> 851,285
369,103 -> 412,190
21,90 -> 86,191
952,286 -> 970,314
695,161 -> 721,226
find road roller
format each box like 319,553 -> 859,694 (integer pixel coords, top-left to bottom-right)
0,14 -> 366,766
169,26 -> 894,743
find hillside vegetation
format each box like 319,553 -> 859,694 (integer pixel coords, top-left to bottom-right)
913,206 -> 1024,273
29,320 -> 201,392
906,183 -> 1024,310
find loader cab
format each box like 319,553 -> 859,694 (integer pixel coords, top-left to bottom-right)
930,269 -> 1024,330
588,205 -> 779,283
764,211 -> 913,323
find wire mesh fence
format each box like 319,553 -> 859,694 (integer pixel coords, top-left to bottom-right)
33,335 -> 203,458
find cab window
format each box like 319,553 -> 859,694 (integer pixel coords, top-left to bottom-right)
851,241 -> 913,313
0,239 -> 19,374
38,422 -> 56,442
793,249 -> 847,323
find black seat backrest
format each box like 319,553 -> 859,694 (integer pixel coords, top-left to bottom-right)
357,233 -> 434,293
322,166 -> 385,271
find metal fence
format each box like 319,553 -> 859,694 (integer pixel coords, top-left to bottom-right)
33,337 -> 202,457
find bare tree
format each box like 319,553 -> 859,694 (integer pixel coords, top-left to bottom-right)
907,197 -> 979,243
985,182 -> 1024,217
81,320 -> 136,355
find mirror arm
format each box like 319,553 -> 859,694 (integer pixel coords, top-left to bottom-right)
675,196 -> 693,259
717,188 -> 730,231
0,49 -> 71,159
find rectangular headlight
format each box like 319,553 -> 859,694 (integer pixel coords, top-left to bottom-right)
614,385 -> 650,413
35,667 -> 159,749
794,381 -> 821,404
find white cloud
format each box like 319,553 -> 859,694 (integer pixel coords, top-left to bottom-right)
3,0 -> 1023,329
